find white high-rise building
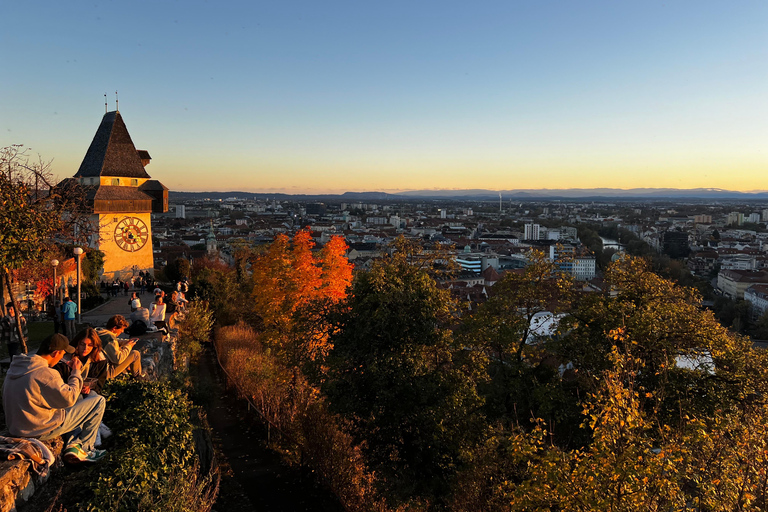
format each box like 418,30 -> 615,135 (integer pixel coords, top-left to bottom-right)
524,223 -> 541,240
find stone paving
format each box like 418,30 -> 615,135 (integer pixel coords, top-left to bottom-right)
80,289 -> 155,328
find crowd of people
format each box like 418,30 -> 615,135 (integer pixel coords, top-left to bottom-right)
101,273 -> 156,298
1,277 -> 190,466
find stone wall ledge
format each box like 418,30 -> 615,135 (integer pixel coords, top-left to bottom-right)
0,437 -> 63,512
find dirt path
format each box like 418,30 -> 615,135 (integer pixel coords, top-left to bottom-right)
196,345 -> 345,512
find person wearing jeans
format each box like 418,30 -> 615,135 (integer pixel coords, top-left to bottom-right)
96,315 -> 144,379
2,333 -> 106,463
61,297 -> 77,341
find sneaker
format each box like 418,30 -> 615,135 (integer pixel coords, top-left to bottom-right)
99,423 -> 113,440
63,444 -> 87,464
82,449 -> 107,463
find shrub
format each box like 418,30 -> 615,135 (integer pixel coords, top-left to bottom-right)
177,301 -> 213,361
215,323 -> 386,511
82,379 -> 218,512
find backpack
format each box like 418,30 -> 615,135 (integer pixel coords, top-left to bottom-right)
127,320 -> 148,336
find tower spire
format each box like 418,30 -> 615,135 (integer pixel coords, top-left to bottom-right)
115,91 -> 119,113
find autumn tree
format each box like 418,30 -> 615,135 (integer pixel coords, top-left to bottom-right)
0,145 -> 90,352
453,332 -> 768,511
246,230 -> 353,365
558,256 -> 757,427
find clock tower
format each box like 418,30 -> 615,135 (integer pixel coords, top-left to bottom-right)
70,110 -> 168,280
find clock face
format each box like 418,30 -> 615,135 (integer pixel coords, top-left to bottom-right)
114,217 -> 149,252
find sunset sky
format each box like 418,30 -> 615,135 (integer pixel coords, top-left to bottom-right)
2,1 -> 766,194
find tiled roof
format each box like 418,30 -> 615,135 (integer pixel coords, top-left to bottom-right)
74,111 -> 151,179
139,179 -> 168,191
88,186 -> 155,201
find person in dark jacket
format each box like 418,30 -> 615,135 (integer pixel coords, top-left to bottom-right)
55,328 -> 109,395
1,302 -> 28,359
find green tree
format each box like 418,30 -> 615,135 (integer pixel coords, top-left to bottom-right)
454,329 -> 768,511
164,257 -> 191,285
750,311 -> 768,340
459,250 -> 577,430
324,238 -> 483,503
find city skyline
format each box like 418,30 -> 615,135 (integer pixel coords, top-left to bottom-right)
2,1 -> 766,194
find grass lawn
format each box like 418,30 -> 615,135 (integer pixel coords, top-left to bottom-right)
27,321 -> 54,352
2,320 -> 90,358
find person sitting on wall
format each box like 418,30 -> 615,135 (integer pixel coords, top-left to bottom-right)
1,302 -> 28,359
2,333 -> 107,464
54,328 -> 110,395
150,295 -> 167,333
96,315 -> 144,379
129,292 -> 141,312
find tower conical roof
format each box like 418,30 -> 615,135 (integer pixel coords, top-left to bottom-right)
74,111 -> 151,179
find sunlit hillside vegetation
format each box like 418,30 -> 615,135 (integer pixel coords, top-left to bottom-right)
205,233 -> 768,511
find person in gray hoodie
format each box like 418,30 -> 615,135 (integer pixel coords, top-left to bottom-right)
2,333 -> 106,464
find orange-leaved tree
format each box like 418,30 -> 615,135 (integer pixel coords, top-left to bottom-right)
248,229 -> 353,365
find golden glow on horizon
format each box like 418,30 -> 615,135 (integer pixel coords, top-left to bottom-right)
153,154 -> 767,194
50,147 -> 766,195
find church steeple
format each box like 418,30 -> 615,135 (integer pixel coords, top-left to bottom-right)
206,220 -> 218,255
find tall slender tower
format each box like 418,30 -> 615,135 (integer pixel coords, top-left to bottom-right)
68,111 -> 168,280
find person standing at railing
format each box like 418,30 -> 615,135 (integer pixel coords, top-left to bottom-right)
47,296 -> 62,334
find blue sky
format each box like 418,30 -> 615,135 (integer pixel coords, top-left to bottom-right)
2,1 -> 766,193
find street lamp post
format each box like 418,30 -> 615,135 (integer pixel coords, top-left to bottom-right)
73,247 -> 83,324
51,259 -> 59,306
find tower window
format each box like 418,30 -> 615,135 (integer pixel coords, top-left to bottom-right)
111,178 -> 120,186
131,179 -> 138,186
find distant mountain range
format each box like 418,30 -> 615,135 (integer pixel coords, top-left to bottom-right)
170,188 -> 768,202
396,188 -> 768,200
